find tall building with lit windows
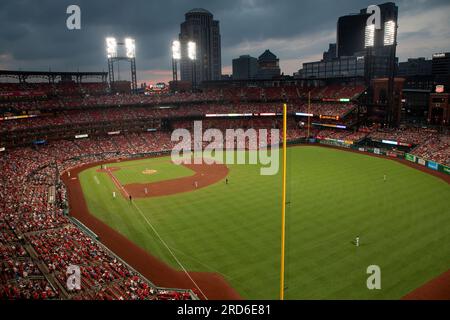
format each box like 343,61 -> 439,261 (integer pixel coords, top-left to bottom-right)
337,2 -> 398,58
179,8 -> 222,84
297,2 -> 398,80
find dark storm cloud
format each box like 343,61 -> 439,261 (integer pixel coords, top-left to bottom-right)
0,0 -> 449,82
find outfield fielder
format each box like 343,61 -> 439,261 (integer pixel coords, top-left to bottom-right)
112,191 -> 116,199
355,236 -> 360,247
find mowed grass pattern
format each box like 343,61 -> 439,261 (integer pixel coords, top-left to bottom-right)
78,146 -> 450,299
106,158 -> 194,185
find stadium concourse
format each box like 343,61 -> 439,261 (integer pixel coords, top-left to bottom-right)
0,81 -> 449,300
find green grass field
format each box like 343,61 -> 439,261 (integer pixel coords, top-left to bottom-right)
78,146 -> 450,299
107,157 -> 194,184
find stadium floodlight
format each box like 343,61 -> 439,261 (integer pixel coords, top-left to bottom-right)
188,41 -> 197,60
383,20 -> 396,46
125,38 -> 136,58
172,40 -> 181,60
106,37 -> 117,58
364,24 -> 375,48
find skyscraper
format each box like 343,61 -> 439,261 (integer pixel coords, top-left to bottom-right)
336,13 -> 368,57
232,55 -> 258,80
255,50 -> 281,79
298,2 -> 398,81
432,52 -> 450,89
336,2 -> 398,58
179,8 -> 222,84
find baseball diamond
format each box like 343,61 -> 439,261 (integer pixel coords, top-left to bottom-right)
66,146 -> 450,299
1,1 -> 450,306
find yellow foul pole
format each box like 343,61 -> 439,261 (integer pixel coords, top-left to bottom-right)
280,103 -> 287,300
308,91 -> 311,138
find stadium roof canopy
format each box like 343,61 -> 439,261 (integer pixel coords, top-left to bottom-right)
0,70 -> 108,83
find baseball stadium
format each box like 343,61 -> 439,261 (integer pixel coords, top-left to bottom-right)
1,1 -> 449,302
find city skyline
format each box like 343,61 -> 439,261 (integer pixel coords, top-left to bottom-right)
0,0 -> 449,85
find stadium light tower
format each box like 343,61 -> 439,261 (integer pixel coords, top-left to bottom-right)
172,40 -> 181,82
383,20 -> 396,46
106,37 -> 138,93
364,24 -> 375,48
188,41 -> 197,89
125,38 -> 136,58
106,37 -> 117,58
383,20 -> 398,126
364,23 -> 375,89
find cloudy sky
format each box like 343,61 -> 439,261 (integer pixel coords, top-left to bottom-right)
0,0 -> 449,84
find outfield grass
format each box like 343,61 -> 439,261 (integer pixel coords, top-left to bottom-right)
78,146 -> 450,299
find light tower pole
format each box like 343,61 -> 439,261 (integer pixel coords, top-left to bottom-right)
106,37 -> 138,94
172,40 -> 181,82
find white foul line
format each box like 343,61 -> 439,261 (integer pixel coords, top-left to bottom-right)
106,169 -> 208,300
131,202 -> 209,300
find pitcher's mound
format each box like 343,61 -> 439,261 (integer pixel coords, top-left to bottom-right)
142,169 -> 157,175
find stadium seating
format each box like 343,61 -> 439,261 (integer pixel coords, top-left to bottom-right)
1,81 -> 448,300
0,136 -> 195,300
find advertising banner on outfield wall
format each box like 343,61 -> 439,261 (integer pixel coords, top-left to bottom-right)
418,158 -> 426,166
374,148 -> 381,155
442,165 -> 450,175
405,154 -> 416,162
427,161 -> 439,171
386,151 -> 398,158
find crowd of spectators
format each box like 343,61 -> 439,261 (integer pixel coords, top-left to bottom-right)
0,82 -> 108,98
411,134 -> 450,166
0,135 -> 196,300
317,129 -> 368,142
1,113 -> 449,300
0,82 -> 448,301
2,102 -> 359,134
368,127 -> 437,145
1,125 -> 322,299
0,83 -> 366,113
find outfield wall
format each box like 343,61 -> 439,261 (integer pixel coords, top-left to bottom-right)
311,138 -> 450,177
404,153 -> 450,176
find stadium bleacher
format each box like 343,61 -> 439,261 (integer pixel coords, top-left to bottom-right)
1,80 -> 449,300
